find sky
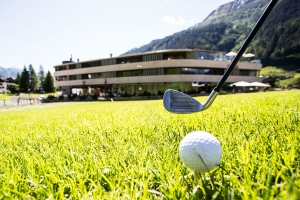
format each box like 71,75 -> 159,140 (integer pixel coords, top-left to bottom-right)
0,0 -> 232,74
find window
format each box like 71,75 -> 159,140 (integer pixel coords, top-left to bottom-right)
165,68 -> 181,75
231,69 -> 240,76
240,70 -> 257,76
70,75 -> 76,80
56,76 -> 67,81
102,72 -> 116,78
69,64 -> 76,69
92,73 -> 102,78
101,59 -> 116,66
123,71 -> 132,77
82,61 -> 101,68
163,52 -> 186,60
132,70 -> 142,76
165,68 -> 175,75
116,71 -> 123,77
55,66 -> 66,71
143,68 -> 164,76
143,54 -> 163,62
182,68 -> 194,74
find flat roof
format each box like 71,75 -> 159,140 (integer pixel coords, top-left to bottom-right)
54,49 -> 226,68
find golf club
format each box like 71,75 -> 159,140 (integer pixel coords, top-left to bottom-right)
163,0 -> 278,114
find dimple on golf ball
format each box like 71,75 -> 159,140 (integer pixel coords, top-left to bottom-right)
179,131 -> 222,172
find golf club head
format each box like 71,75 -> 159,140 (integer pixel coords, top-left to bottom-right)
163,89 -> 218,114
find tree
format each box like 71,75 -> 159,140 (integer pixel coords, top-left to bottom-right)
15,73 -> 21,85
38,65 -> 45,91
44,71 -> 55,93
19,66 -> 29,92
7,84 -> 19,93
28,64 -> 39,92
265,75 -> 278,87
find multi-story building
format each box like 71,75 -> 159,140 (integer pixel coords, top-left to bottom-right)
53,49 -> 262,97
0,76 -> 15,93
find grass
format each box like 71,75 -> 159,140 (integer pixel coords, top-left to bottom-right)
18,93 -> 55,99
280,73 -> 300,87
0,93 -> 13,101
0,90 -> 299,199
0,93 -> 54,102
260,66 -> 300,87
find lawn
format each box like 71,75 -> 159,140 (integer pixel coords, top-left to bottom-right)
0,90 -> 299,199
0,93 -> 13,101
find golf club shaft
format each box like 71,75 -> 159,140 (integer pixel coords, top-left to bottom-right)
214,0 -> 278,92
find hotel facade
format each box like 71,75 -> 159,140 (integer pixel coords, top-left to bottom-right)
53,49 -> 262,97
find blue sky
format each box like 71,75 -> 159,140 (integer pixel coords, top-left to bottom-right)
1,0 -> 232,73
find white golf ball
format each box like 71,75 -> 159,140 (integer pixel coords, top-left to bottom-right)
179,131 -> 222,172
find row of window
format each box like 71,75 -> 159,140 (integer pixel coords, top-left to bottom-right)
56,67 -> 258,81
67,82 -> 206,96
54,52 -> 235,71
92,82 -> 204,96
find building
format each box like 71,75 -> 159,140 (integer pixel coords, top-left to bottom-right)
0,76 -> 15,93
0,77 -> 5,93
53,49 -> 262,97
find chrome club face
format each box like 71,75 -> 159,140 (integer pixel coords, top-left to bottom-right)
163,89 -> 218,114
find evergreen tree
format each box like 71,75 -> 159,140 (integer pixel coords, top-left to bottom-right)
15,73 -> 21,85
44,71 -> 55,93
19,66 -> 30,92
28,64 -> 39,92
38,65 -> 45,91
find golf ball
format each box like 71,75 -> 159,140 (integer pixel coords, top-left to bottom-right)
179,131 -> 222,172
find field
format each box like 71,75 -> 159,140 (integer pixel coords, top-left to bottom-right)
0,90 -> 299,199
0,93 -> 13,101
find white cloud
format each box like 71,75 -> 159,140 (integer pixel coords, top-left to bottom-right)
166,0 -> 172,2
163,16 -> 189,27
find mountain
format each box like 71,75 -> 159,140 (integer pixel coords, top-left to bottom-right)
121,0 -> 300,67
248,0 -> 300,66
0,66 -> 22,78
200,0 -> 269,27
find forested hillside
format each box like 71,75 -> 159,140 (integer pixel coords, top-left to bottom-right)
122,0 -> 300,67
200,0 -> 269,28
123,23 -> 245,53
248,0 -> 300,66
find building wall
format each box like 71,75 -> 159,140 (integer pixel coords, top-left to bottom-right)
54,74 -> 261,87
54,58 -> 262,95
54,59 -> 262,78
